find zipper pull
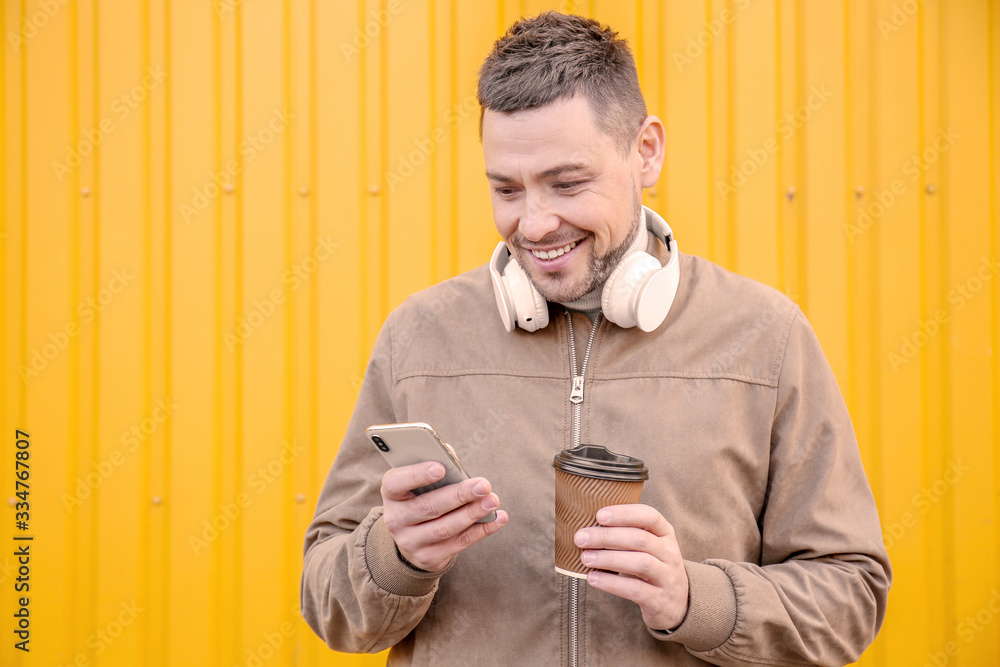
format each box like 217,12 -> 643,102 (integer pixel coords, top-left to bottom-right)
570,375 -> 585,404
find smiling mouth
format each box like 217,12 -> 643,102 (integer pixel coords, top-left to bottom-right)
530,240 -> 580,260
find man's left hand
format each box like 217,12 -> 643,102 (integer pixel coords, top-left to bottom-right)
574,504 -> 689,632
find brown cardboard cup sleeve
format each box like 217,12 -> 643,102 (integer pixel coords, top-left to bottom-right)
553,445 -> 649,578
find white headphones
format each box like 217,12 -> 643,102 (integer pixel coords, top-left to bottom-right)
489,207 -> 680,333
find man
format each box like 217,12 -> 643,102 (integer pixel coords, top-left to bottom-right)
302,12 -> 890,666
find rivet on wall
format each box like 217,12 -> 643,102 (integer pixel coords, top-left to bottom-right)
785,186 -> 796,201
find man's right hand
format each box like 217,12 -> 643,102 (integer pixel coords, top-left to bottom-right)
380,461 -> 509,572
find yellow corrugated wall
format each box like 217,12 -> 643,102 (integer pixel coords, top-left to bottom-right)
0,0 -> 997,665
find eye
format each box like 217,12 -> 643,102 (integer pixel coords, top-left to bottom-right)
554,181 -> 583,192
494,187 -> 519,198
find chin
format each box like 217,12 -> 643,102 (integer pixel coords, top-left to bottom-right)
533,275 -> 592,304
515,249 -> 594,303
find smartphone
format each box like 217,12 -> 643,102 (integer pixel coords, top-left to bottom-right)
366,422 -> 496,523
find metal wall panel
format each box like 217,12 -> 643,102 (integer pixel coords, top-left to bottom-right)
0,1 -> 996,665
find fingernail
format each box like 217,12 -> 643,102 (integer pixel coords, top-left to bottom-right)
574,531 -> 589,547
429,463 -> 446,479
588,571 -> 600,585
580,550 -> 595,565
473,480 -> 489,497
596,509 -> 611,524
482,494 -> 498,511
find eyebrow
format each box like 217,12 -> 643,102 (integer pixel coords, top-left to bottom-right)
485,163 -> 591,184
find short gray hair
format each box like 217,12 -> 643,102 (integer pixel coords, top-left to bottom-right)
477,12 -> 648,156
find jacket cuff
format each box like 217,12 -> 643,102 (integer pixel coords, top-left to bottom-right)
363,513 -> 454,597
647,561 -> 737,651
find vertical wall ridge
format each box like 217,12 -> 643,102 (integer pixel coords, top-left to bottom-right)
210,4 -> 223,664
160,0 -> 173,661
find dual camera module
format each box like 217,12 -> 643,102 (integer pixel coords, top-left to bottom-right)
371,435 -> 390,452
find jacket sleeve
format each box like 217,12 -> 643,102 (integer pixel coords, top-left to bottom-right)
300,315 -> 451,653
655,307 -> 892,666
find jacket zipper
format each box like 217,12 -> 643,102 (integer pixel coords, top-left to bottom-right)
565,310 -> 602,667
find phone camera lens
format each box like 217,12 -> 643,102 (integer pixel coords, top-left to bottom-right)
372,435 -> 390,452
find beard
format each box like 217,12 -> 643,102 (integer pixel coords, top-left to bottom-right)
510,186 -> 643,304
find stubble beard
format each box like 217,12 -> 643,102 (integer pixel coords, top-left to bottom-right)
519,189 -> 643,304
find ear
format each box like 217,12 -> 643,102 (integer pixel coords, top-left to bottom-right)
634,115 -> 666,188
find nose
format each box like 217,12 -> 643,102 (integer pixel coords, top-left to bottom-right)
518,191 -> 560,242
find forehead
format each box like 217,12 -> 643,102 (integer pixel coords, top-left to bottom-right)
481,95 -> 618,172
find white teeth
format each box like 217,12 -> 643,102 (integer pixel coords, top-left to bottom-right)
532,240 -> 578,260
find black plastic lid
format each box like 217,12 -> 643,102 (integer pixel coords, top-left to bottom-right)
552,444 -> 649,482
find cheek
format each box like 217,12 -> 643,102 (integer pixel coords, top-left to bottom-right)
588,225 -> 616,256
592,240 -> 611,258
491,202 -> 517,238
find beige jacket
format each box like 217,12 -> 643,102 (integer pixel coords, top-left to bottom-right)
301,237 -> 891,666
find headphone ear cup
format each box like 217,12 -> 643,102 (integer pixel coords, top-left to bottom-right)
633,262 -> 680,332
503,256 -> 549,332
601,252 -> 662,329
490,242 -> 517,331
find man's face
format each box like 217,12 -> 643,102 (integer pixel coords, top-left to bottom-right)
483,95 -> 644,303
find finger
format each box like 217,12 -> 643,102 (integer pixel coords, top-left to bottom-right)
403,491 -> 502,548
400,509 -> 510,572
381,462 -> 447,501
391,477 -> 493,527
580,548 -> 666,584
574,525 -> 669,561
586,561 -> 688,631
447,507 -> 509,551
594,504 -> 674,537
585,565 -> 658,602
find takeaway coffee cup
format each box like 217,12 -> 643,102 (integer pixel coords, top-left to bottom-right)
553,444 -> 649,578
